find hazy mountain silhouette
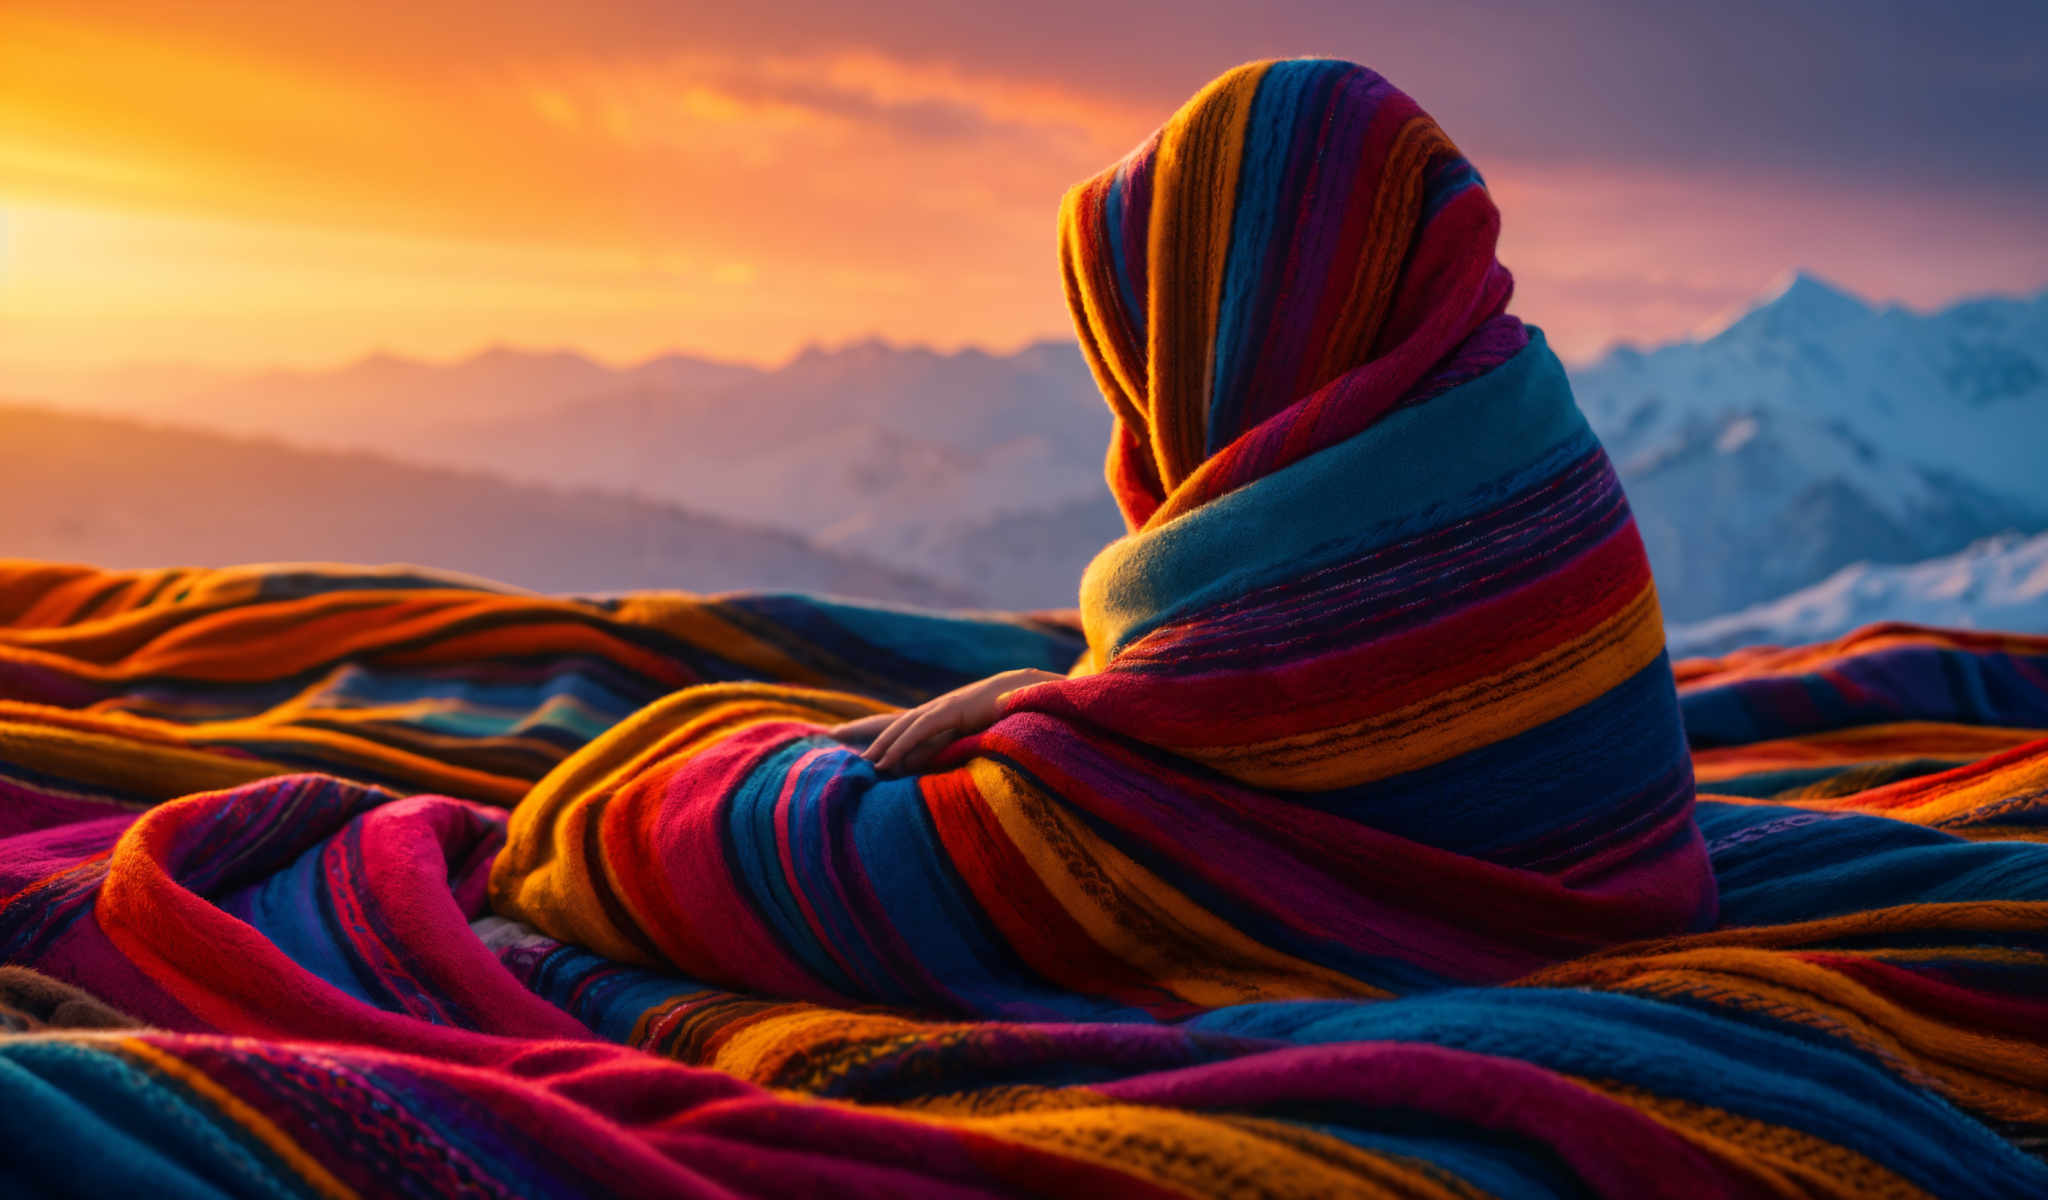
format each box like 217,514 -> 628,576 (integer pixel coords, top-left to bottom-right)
10,274 -> 2046,618
6,338 -> 1113,606
0,405 -> 971,604
1667,531 -> 2048,657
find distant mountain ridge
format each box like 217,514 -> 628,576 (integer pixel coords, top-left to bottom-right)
1667,531 -> 2048,657
0,405 -> 971,606
7,273 -> 2046,620
2,337 -> 1115,605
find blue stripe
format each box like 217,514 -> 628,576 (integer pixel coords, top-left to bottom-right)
723,743 -> 858,995
1309,658 -> 1691,861
1081,329 -> 1589,658
785,746 -> 901,998
1102,166 -> 1145,350
1207,60 -> 1327,453
1186,987 -> 2048,1199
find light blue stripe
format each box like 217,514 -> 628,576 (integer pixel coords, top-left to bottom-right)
1079,328 -> 1589,658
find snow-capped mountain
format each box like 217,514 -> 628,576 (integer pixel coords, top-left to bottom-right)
1667,531 -> 2048,658
943,273 -> 2048,612
0,405 -> 971,605
9,338 -> 1116,605
9,272 -> 2043,617
406,338 -> 1113,579
1573,272 -> 2048,621
2,347 -> 765,445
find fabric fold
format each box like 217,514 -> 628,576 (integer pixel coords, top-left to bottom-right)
487,58 -> 1717,1012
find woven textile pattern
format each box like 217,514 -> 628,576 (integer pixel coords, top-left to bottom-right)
2,56 -> 2044,1199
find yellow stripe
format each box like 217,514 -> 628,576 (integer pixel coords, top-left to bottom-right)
970,758 -> 1387,1005
491,681 -> 882,963
702,1008 -> 949,1085
884,1085 -> 1424,1199
1598,952 -> 2048,1122
1058,177 -> 1150,436
1211,1113 -> 1490,1200
611,596 -> 833,687
1315,119 -> 1451,387
1146,61 -> 1267,491
1882,754 -> 2048,825
1520,902 -> 2048,970
0,716 -> 291,801
1177,582 -> 1665,789
118,1038 -> 358,1200
1691,722 -> 2047,783
1581,1078 -> 1933,1200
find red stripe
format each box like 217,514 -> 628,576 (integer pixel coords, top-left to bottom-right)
1040,523 -> 1652,747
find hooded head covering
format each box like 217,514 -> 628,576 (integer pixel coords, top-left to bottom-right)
1059,58 -> 1526,531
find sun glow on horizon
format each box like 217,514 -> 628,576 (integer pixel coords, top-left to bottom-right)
3,3 -> 2043,377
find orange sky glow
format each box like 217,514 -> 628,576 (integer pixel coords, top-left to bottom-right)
4,2 -> 2044,375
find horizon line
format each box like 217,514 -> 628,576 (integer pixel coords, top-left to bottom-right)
7,271 -> 2045,382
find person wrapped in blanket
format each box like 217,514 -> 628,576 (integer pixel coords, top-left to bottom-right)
489,56 -> 1720,1019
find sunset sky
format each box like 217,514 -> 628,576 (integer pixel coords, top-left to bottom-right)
3,0 -> 2045,373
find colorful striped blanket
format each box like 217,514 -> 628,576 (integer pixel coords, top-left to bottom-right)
486,326 -> 1716,1019
1,564 -> 2046,1197
2,55 -> 2045,1198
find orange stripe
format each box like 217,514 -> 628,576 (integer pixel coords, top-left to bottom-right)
117,1038 -> 359,1200
1676,623 -> 2048,689
1175,582 -> 1665,789
1581,1077 -> 1933,1200
1145,61 -> 1265,491
1692,722 -> 2047,783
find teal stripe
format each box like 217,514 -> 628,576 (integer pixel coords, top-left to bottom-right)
0,1041 -> 311,1199
1079,328 -> 1589,659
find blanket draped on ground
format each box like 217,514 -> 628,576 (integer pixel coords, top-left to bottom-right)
2,56 -> 2045,1198
486,323 -> 1715,1019
1,566 -> 2046,1197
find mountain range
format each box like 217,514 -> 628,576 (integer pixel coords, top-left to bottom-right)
0,405 -> 972,606
1667,530 -> 2048,657
1571,272 -> 2048,621
8,271 -> 2046,626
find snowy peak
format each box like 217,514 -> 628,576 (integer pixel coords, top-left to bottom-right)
785,336 -> 925,372
7,270 -> 2044,618
1763,269 -> 1872,322
1573,273 -> 2048,623
1669,531 -> 2048,656
1696,269 -> 1873,345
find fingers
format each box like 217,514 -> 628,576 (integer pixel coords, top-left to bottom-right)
825,712 -> 895,745
868,699 -> 965,773
896,727 -> 961,773
846,669 -> 1061,774
993,670 -> 1061,706
858,704 -> 925,768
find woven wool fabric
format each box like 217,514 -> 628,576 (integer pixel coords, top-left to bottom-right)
489,57 -> 1718,1014
2,577 -> 2047,1197
1,55 -> 2045,1199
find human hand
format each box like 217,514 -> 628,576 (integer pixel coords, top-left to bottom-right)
825,668 -> 1064,773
